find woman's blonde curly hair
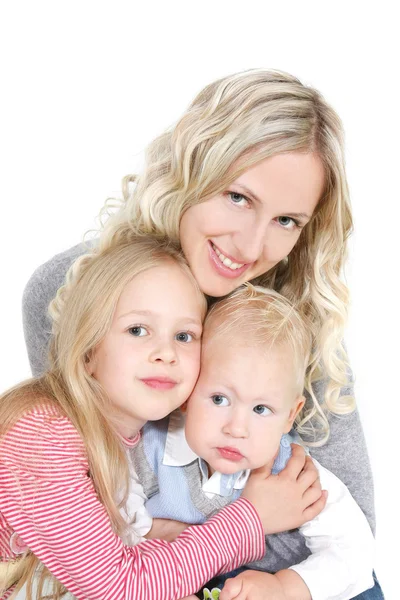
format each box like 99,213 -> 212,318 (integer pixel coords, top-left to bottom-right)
98,69 -> 354,436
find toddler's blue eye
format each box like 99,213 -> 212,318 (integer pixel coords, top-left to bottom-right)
212,394 -> 229,407
129,326 -> 148,337
175,332 -> 193,343
253,405 -> 271,416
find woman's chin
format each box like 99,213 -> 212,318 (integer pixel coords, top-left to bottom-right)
196,271 -> 246,297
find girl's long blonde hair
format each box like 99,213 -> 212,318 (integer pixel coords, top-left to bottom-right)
0,234 -> 205,599
98,69 -> 354,433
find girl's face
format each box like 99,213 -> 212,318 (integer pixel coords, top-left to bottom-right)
180,152 -> 325,297
87,263 -> 204,438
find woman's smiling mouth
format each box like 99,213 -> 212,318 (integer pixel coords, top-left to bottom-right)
208,242 -> 250,279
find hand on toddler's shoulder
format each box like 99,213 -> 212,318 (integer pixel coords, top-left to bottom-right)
243,444 -> 327,534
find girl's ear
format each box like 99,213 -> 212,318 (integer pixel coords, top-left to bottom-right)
283,395 -> 305,433
85,350 -> 96,376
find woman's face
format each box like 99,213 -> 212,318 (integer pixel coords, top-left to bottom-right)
180,152 -> 325,297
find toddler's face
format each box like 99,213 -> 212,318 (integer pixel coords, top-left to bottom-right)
184,339 -> 304,474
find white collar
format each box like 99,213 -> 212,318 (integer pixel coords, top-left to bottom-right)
163,409 -> 199,466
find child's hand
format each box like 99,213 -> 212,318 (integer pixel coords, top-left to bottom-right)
242,444 -> 327,534
145,518 -> 189,542
219,570 -> 285,599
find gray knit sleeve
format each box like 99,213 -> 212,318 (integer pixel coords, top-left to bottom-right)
22,242 -> 92,377
306,376 -> 376,534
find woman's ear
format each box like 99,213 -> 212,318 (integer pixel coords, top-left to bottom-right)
283,395 -> 305,433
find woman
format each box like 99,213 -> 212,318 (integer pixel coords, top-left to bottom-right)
23,69 -> 382,598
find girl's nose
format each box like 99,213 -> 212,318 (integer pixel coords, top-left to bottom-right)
149,338 -> 178,364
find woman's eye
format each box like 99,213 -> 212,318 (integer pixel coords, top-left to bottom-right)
128,326 -> 148,337
175,331 -> 193,343
253,404 -> 272,416
276,216 -> 298,229
211,394 -> 229,407
228,192 -> 249,207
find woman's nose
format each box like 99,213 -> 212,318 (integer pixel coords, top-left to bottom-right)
233,216 -> 270,263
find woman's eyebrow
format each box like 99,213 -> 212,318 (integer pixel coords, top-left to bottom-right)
233,183 -> 311,220
283,211 -> 311,220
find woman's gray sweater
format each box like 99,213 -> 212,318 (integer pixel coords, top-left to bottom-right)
22,242 -> 376,569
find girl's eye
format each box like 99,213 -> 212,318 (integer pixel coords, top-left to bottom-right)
211,394 -> 230,407
175,332 -> 194,343
276,216 -> 299,230
228,192 -> 250,207
253,405 -> 272,416
128,326 -> 148,337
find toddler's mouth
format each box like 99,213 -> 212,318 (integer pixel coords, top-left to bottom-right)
216,447 -> 244,462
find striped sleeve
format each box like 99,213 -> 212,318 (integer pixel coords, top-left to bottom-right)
0,407 -> 264,599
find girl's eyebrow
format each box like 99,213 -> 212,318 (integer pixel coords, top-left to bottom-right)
118,309 -> 153,320
232,183 -> 311,220
118,309 -> 202,326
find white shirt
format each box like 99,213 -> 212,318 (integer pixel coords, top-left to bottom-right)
120,446 -> 153,545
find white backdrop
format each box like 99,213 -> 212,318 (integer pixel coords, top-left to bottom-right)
1,1 -> 399,597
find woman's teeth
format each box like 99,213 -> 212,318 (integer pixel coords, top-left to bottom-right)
213,244 -> 244,270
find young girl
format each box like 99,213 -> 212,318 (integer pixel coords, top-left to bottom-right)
0,235 -> 323,600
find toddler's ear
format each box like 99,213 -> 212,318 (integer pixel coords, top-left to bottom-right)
180,401 -> 188,413
283,395 -> 305,433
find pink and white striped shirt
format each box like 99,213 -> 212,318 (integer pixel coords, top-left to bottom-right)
0,404 -> 264,599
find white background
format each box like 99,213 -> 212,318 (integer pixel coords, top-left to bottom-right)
1,1 -> 399,597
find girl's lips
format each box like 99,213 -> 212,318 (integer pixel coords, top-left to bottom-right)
140,378 -> 177,390
216,447 -> 244,462
208,242 -> 250,279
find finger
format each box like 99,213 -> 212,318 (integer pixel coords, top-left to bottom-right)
302,489 -> 328,522
219,577 -> 244,600
301,484 -> 323,508
297,456 -> 320,489
279,444 -> 306,479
